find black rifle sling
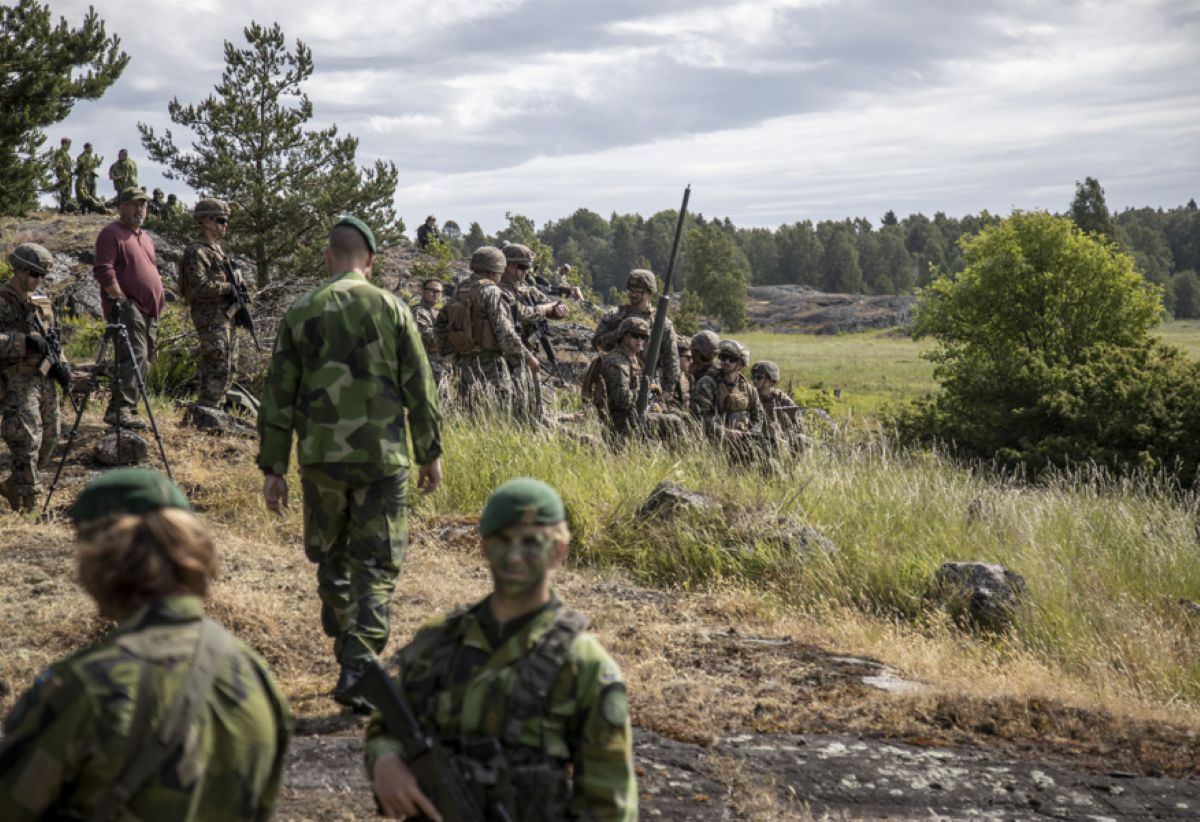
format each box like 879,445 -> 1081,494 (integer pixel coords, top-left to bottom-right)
502,608 -> 588,747
88,618 -> 237,822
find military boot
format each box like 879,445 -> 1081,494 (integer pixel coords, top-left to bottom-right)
332,666 -> 373,715
0,478 -> 37,513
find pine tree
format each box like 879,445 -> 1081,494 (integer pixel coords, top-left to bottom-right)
139,21 -> 402,285
0,1 -> 128,215
1069,177 -> 1118,242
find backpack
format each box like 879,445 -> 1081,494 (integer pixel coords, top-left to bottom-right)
445,280 -> 499,355
579,354 -> 608,413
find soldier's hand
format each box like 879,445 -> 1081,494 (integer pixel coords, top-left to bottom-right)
372,753 -> 443,821
262,474 -> 289,513
24,334 -> 48,357
526,355 -> 540,374
49,362 -> 72,391
417,458 -> 442,495
725,428 -> 746,441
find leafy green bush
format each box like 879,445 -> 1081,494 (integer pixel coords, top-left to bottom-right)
61,305 -> 199,398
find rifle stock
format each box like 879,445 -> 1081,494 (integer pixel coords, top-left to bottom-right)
345,662 -> 487,822
637,185 -> 691,415
224,258 -> 263,351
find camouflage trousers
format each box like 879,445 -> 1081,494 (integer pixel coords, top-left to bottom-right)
55,180 -> 73,213
104,305 -> 158,419
511,360 -> 542,426
74,177 -> 105,215
608,410 -> 687,446
1,373 -> 60,496
300,463 -> 409,668
191,303 -> 236,407
456,353 -> 513,417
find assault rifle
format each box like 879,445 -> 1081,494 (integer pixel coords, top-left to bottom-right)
519,292 -> 564,384
224,258 -> 262,351
343,661 -> 490,822
637,185 -> 691,417
29,310 -> 77,413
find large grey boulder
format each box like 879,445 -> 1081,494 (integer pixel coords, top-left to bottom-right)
929,561 -> 1028,632
94,429 -> 148,466
638,481 -> 718,520
181,404 -> 255,436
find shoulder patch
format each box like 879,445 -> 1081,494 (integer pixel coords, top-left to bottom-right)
599,682 -> 629,728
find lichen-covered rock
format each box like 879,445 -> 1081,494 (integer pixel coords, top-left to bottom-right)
94,429 -> 148,466
929,561 -> 1028,632
638,480 -> 718,520
181,403 -> 256,436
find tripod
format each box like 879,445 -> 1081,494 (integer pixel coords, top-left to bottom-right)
43,321 -> 173,515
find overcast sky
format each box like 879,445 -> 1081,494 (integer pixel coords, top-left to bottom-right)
43,0 -> 1200,235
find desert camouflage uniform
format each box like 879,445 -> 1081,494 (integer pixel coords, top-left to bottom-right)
108,156 -> 138,195
257,270 -> 442,668
181,238 -> 237,407
74,149 -> 105,213
411,301 -> 451,395
364,595 -> 637,821
435,274 -> 526,416
0,283 -> 60,507
0,596 -> 291,821
592,305 -> 680,395
51,145 -> 73,212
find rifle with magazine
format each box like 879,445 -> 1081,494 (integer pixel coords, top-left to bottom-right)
223,258 -> 263,351
344,661 -> 492,822
29,309 -> 77,413
519,291 -> 564,385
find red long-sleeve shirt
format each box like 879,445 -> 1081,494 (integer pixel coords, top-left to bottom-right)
93,221 -> 165,319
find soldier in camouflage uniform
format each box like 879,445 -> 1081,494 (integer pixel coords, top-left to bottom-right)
74,142 -> 106,214
180,198 -> 238,409
148,188 -> 167,218
411,278 -> 450,395
51,137 -> 74,213
435,246 -> 532,416
670,336 -> 694,410
592,268 -> 680,396
257,216 -> 442,708
107,148 -> 138,198
367,478 -> 637,821
499,244 -> 568,425
691,339 -> 765,465
0,244 -> 66,512
690,330 -> 720,381
0,468 -> 291,821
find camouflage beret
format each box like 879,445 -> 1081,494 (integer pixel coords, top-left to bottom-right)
70,467 -> 192,526
479,478 -> 565,538
333,214 -> 377,253
470,246 -> 507,274
503,244 -> 534,264
626,269 -> 657,293
617,316 -> 650,340
193,197 -> 230,220
751,361 -> 780,381
719,339 -> 749,364
691,330 -> 721,356
8,243 -> 53,275
116,187 -> 149,205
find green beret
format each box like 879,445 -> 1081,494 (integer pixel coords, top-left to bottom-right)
334,214 -> 377,253
479,478 -> 565,537
70,468 -> 192,525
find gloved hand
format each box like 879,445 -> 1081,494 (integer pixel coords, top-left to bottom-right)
24,334 -> 48,357
49,361 -> 72,392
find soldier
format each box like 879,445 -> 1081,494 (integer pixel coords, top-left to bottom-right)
752,360 -> 802,447
51,137 -> 74,213
691,339 -> 764,447
257,215 -> 443,708
690,330 -> 720,381
434,246 -> 531,416
0,244 -> 67,512
166,193 -> 185,216
0,468 -> 292,821
74,142 -> 105,214
411,277 -> 450,394
416,215 -> 440,251
366,477 -> 637,821
107,148 -> 138,198
499,243 -> 568,425
148,187 -> 167,218
592,268 -> 680,396
180,198 -> 238,409
671,336 -> 694,410
94,187 -> 162,430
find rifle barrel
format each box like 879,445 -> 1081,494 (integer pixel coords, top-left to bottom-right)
637,185 -> 691,414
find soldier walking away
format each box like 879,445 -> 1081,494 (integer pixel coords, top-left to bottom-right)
73,142 -> 106,214
180,198 -> 239,409
592,268 -> 681,396
257,215 -> 443,709
411,277 -> 451,396
365,477 -> 637,821
51,137 -> 74,213
107,148 -> 138,199
94,187 -> 163,430
435,246 -> 529,416
416,215 -> 440,251
0,468 -> 292,821
0,244 -> 67,512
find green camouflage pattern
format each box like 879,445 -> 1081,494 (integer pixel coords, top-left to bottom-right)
592,304 -> 680,395
434,275 -> 525,415
691,365 -> 764,439
0,596 -> 291,821
600,347 -> 641,437
182,240 -> 237,407
497,282 -> 541,424
300,463 -> 409,667
74,149 -> 105,213
51,146 -> 73,212
181,239 -> 233,304
411,301 -> 451,392
364,595 -> 637,821
0,283 -> 60,499
256,270 -> 442,476
108,157 -> 139,194
104,303 -> 158,422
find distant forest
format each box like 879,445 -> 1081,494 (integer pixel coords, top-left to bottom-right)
442,185 -> 1200,318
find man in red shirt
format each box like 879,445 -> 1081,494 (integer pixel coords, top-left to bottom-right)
93,188 -> 164,429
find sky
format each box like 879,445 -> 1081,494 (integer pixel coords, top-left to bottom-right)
42,0 -> 1200,235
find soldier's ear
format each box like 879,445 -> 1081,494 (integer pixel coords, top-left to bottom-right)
549,538 -> 569,569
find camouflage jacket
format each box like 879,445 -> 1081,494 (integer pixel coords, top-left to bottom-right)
256,270 -> 442,476
180,238 -> 232,304
433,275 -> 526,364
691,365 -> 764,438
760,387 -> 797,417
108,157 -> 138,188
364,595 -> 637,821
0,596 -> 292,822
0,282 -> 54,373
600,347 -> 641,436
75,151 -> 101,178
591,305 -> 680,394
51,147 -> 73,181
411,301 -> 439,356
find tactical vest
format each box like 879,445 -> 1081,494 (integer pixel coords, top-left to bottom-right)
399,606 -> 589,821
0,286 -> 51,375
717,374 -> 751,429
445,280 -> 500,355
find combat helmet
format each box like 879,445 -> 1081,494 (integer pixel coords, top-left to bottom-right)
626,269 -> 656,293
470,246 -> 506,274
193,198 -> 230,220
502,244 -> 534,265
617,316 -> 650,340
8,243 -> 53,275
691,330 -> 720,358
718,339 -> 749,365
751,361 -> 780,381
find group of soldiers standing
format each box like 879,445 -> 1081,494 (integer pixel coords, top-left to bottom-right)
47,139 -> 183,218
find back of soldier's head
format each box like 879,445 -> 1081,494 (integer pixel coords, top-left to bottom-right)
691,330 -> 720,358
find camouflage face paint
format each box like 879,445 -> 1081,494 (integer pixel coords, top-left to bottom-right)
484,527 -> 557,599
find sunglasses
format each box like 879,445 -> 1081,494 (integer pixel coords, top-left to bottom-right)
26,271 -> 46,278
213,218 -> 229,225
718,353 -> 741,363
752,374 -> 770,381
515,263 -> 532,271
630,332 -> 649,340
